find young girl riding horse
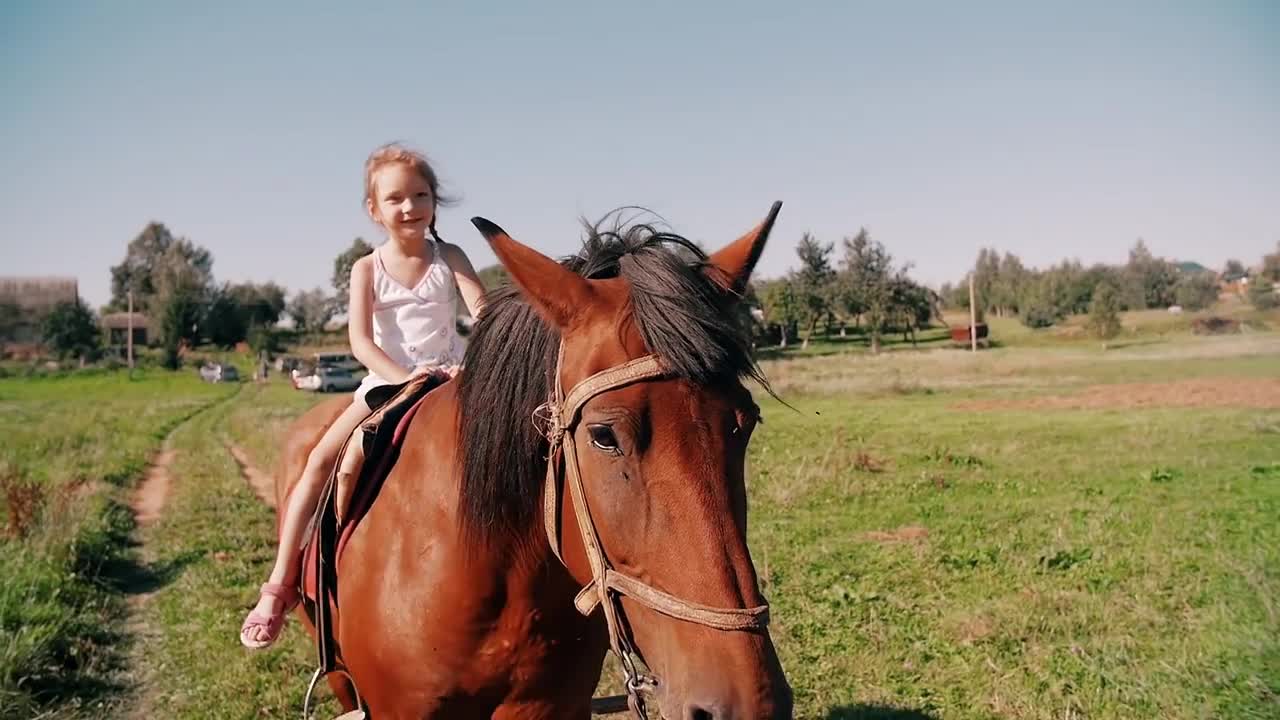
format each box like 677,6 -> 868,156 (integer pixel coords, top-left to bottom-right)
240,144 -> 487,648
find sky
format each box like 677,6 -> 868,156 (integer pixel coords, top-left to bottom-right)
2,1 -> 1277,309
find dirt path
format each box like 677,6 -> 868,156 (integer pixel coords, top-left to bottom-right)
228,444 -> 276,508
122,438 -> 179,720
131,449 -> 176,526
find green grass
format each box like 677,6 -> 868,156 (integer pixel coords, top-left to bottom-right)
0,369 -> 236,717
8,331 -> 1280,718
749,387 -> 1279,718
126,380 -> 328,719
756,327 -> 956,360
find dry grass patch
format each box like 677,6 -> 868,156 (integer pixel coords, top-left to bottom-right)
956,377 -> 1280,412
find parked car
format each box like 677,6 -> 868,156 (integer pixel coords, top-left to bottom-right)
199,362 -> 240,383
294,365 -> 362,393
312,352 -> 363,372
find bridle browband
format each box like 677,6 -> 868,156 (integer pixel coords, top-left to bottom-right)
535,343 -> 771,717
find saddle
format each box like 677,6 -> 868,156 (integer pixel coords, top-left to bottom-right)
299,372 -> 444,715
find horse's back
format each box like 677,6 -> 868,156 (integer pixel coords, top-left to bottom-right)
332,382 -> 510,715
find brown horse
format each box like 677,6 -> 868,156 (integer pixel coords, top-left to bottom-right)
274,204 -> 792,719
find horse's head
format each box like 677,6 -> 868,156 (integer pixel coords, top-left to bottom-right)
469,204 -> 791,719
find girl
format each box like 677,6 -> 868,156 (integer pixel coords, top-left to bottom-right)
241,144 -> 487,649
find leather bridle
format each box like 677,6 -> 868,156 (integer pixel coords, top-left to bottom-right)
535,343 -> 771,717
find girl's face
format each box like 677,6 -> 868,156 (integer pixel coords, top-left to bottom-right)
367,163 -> 436,242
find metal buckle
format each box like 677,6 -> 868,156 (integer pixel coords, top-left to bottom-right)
625,673 -> 658,695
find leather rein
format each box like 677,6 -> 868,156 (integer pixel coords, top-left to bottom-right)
535,344 -> 771,717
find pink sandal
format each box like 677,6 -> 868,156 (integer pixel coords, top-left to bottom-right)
240,582 -> 300,649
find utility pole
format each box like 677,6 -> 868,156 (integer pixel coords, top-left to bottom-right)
968,274 -> 978,353
127,290 -> 135,372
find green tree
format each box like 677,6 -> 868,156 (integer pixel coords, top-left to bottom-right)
757,278 -> 802,348
793,232 -> 835,349
332,238 -> 375,313
202,286 -> 249,348
971,248 -> 1002,316
1173,273 -> 1218,311
42,298 -> 100,361
110,222 -> 174,311
887,272 -> 936,346
158,289 -> 201,369
1247,275 -> 1278,310
992,252 -> 1029,316
1222,259 -> 1246,279
110,222 -> 213,312
0,300 -> 21,342
228,282 -> 287,327
937,282 -> 959,310
1124,239 -> 1177,309
834,267 -> 866,333
247,324 -> 281,356
289,288 -> 336,332
1260,243 -> 1280,283
1019,275 -> 1062,328
1086,282 -> 1122,346
840,228 -> 894,354
1045,260 -> 1094,316
1078,263 -> 1125,312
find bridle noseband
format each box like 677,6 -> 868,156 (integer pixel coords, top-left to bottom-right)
536,344 -> 771,717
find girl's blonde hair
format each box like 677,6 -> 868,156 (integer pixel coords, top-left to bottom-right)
363,143 -> 456,241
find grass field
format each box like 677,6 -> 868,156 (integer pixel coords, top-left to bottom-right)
0,370 -> 236,717
750,345 -> 1279,718
4,320 -> 1278,719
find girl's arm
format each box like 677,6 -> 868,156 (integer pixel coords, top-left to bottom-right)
440,242 -> 488,319
348,255 -> 413,384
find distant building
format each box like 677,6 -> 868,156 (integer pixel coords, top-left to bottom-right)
1220,270 -> 1250,297
102,312 -> 150,347
0,276 -> 79,344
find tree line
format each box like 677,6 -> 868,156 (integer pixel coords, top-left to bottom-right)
28,220 -> 1280,364
749,228 -> 939,353
939,240 -> 1280,329
31,223 -> 305,367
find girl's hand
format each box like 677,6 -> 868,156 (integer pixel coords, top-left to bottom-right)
426,364 -> 461,381
407,364 -> 460,383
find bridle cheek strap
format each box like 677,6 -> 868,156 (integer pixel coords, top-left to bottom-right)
538,349 -> 770,634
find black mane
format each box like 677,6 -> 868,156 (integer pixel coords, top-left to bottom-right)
456,213 -> 766,544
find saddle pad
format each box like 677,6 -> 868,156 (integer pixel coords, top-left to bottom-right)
301,377 -> 439,603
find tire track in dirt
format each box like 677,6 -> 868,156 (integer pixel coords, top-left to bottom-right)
131,448 -> 176,526
122,435 -> 179,720
228,444 -> 276,509
122,389 -> 240,720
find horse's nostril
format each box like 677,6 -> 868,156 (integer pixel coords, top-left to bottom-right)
686,705 -> 717,720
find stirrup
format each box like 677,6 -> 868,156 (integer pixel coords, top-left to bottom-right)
303,666 -> 366,720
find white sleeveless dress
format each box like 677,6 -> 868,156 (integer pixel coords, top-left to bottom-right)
354,240 -> 466,406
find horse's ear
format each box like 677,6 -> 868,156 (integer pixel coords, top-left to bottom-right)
471,216 -> 593,329
706,200 -> 783,296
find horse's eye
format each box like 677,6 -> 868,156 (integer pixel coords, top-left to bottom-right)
733,404 -> 763,435
587,424 -> 620,454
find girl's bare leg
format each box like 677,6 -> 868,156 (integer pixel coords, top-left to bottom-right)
241,398 -> 369,646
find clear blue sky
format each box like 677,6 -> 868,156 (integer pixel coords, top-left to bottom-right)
3,1 -> 1277,309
